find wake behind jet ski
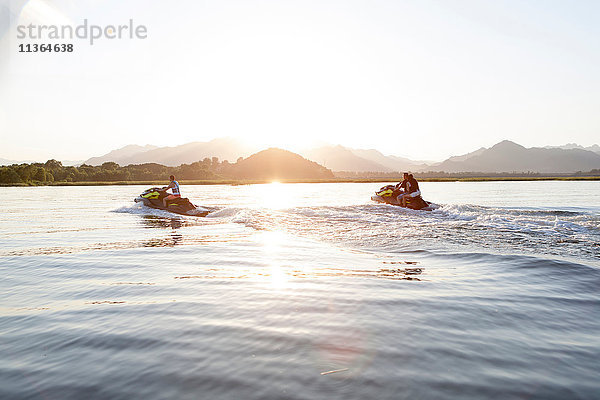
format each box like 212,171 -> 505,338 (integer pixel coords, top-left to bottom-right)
135,187 -> 210,216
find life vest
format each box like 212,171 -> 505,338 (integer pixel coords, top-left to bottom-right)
171,180 -> 180,196
407,178 -> 420,194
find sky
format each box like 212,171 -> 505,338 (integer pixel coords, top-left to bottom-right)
0,0 -> 599,162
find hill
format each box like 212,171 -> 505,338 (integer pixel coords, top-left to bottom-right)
435,140 -> 600,173
228,148 -> 334,179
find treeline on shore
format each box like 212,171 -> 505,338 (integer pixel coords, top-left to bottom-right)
1,159 -> 599,186
0,159 -> 225,185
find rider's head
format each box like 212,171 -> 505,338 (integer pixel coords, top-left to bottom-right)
408,173 -> 414,179
403,172 -> 409,179
169,175 -> 175,182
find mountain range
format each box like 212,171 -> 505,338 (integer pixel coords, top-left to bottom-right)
83,139 -> 255,167
83,141 -> 434,172
0,157 -> 82,166
300,146 -> 427,173
431,140 -> 600,173
0,157 -> 35,165
544,143 -> 600,153
85,144 -> 159,166
81,139 -> 600,174
0,139 -> 591,174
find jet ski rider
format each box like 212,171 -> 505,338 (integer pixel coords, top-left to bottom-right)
395,173 -> 421,207
162,175 -> 181,208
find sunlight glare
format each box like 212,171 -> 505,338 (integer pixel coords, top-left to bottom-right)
259,231 -> 291,290
255,182 -> 297,210
270,265 -> 289,289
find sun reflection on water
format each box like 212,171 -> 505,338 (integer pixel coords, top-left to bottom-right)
269,265 -> 289,289
258,230 -> 288,289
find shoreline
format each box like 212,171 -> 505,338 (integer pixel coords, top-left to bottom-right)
1,176 -> 599,187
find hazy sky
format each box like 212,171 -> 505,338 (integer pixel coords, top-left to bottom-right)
1,0 -> 599,162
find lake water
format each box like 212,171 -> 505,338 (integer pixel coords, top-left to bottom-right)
1,181 -> 599,399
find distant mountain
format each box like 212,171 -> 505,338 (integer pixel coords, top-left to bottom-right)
0,157 -> 83,166
302,145 -> 392,172
1,158 -> 27,165
61,160 -> 84,167
435,140 -> 600,173
544,143 -> 600,154
85,144 -> 158,166
85,138 -> 255,167
228,148 -> 334,179
445,147 -> 487,163
349,148 -> 427,172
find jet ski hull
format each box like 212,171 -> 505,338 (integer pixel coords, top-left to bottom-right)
371,194 -> 438,211
135,196 -> 209,217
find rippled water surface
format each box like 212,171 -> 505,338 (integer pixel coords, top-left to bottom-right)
1,181 -> 599,399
